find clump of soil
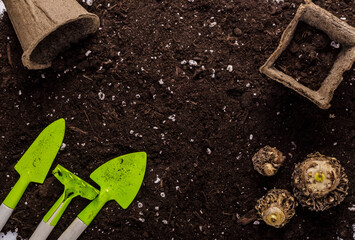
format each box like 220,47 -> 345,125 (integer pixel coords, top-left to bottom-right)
275,22 -> 341,91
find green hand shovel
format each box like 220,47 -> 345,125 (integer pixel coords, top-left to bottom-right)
29,164 -> 99,240
58,152 -> 147,240
0,119 -> 65,231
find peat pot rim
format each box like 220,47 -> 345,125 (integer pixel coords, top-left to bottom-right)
22,13 -> 100,70
259,1 -> 355,109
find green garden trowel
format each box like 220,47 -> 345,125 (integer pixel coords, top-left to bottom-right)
0,119 -> 65,231
29,165 -> 99,240
58,152 -> 147,240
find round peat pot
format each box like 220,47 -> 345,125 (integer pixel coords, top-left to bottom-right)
3,0 -> 100,69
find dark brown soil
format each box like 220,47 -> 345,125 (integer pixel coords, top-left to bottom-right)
275,21 -> 342,91
0,0 -> 354,240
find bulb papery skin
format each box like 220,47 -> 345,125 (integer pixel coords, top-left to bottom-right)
303,159 -> 338,198
292,152 -> 349,211
252,146 -> 285,176
263,163 -> 277,176
255,189 -> 297,228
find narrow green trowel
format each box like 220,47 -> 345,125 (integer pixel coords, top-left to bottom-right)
58,152 -> 147,240
29,165 -> 99,240
0,119 -> 65,231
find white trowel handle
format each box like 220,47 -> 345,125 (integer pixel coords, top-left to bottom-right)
58,217 -> 88,240
29,220 -> 54,240
0,203 -> 14,231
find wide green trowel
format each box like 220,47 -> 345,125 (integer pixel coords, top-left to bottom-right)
0,119 -> 65,231
29,165 -> 99,240
58,152 -> 147,240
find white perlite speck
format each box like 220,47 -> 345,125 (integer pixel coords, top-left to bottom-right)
98,91 -> 105,100
272,0 -> 284,4
226,65 -> 233,72
209,22 -> 217,27
60,143 -> 67,151
154,176 -> 161,184
188,60 -> 198,66
168,114 -> 176,122
330,41 -> 340,49
85,50 -> 92,57
86,0 -> 94,6
0,0 -> 6,19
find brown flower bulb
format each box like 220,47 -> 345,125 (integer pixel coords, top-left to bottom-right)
292,152 -> 349,211
255,189 -> 297,228
252,146 -> 285,176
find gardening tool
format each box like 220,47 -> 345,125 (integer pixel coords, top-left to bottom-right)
58,152 -> 147,240
2,0 -> 100,69
0,118 -> 65,231
29,164 -> 99,240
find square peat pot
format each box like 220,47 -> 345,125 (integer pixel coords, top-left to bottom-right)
260,0 -> 355,109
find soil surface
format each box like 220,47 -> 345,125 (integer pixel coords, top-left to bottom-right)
0,0 -> 354,239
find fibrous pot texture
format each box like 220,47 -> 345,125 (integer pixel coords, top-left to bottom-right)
292,152 -> 349,211
252,146 -> 285,176
255,189 -> 297,228
2,0 -> 100,69
259,0 -> 355,109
